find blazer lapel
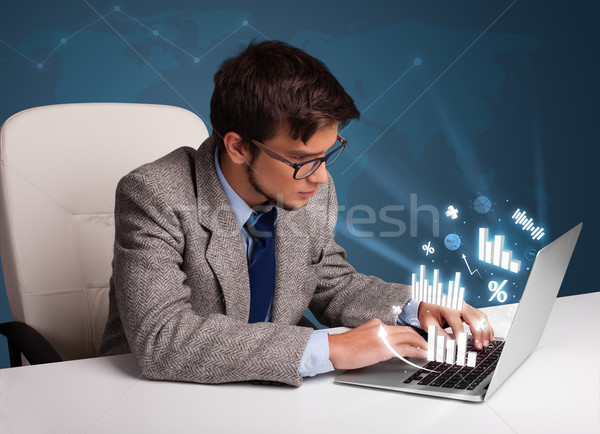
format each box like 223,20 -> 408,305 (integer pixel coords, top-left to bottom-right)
194,136 -> 250,321
271,207 -> 312,324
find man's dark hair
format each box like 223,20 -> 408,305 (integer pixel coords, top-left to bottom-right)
210,40 -> 360,150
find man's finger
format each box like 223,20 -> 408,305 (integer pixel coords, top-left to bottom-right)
468,315 -> 490,349
387,327 -> 428,351
436,326 -> 452,342
392,344 -> 428,359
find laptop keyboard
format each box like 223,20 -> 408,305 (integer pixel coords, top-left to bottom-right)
403,338 -> 505,391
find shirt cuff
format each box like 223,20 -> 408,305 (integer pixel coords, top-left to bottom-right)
299,330 -> 335,377
396,299 -> 422,329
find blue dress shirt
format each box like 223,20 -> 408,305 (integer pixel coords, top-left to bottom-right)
214,148 -> 421,377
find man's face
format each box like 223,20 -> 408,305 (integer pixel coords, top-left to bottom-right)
245,123 -> 338,211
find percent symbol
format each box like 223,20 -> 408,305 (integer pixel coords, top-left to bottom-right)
422,242 -> 435,256
488,280 -> 508,303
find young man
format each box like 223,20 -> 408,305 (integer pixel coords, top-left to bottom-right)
99,41 -> 494,386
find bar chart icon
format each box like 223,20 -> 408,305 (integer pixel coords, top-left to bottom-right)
427,326 -> 470,367
478,228 -> 521,273
412,265 -> 465,310
512,208 -> 545,240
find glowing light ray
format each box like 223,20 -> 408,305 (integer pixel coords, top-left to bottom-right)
378,325 -> 435,372
341,0 -> 519,175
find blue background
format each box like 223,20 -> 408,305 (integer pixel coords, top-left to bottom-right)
0,0 -> 598,368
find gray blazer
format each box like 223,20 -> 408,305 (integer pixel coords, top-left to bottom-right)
99,135 -> 411,386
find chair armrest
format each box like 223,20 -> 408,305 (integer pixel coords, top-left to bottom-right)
0,321 -> 63,367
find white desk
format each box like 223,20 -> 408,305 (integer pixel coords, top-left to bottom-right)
1,292 -> 598,434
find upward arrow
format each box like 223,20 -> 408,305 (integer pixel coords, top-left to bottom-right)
462,254 -> 482,278
378,326 -> 435,372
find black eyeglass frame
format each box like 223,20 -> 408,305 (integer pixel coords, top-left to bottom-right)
250,134 -> 348,180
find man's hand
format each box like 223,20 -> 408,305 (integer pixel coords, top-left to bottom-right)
327,318 -> 428,370
418,302 -> 495,350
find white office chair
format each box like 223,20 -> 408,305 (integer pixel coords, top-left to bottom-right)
0,103 -> 209,365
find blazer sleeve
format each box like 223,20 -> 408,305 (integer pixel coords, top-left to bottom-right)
110,171 -> 313,386
308,174 -> 413,328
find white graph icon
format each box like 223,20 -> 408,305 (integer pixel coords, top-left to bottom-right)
427,326 -> 476,367
411,265 -> 465,310
478,228 -> 521,273
512,208 -> 545,240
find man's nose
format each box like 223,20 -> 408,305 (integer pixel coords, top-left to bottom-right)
306,162 -> 329,185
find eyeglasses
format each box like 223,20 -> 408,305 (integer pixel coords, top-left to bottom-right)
250,135 -> 348,180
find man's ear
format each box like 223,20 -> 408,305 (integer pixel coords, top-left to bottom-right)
223,132 -> 251,165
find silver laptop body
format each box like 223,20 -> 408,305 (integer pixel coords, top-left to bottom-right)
335,223 -> 582,402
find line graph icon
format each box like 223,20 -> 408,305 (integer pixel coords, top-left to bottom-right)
0,6 -> 270,70
461,254 -> 482,278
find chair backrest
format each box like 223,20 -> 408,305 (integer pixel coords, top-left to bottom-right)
0,103 -> 209,360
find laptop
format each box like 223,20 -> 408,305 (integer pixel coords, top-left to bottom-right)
335,222 -> 582,402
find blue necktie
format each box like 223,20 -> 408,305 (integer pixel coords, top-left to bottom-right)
246,208 -> 277,323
